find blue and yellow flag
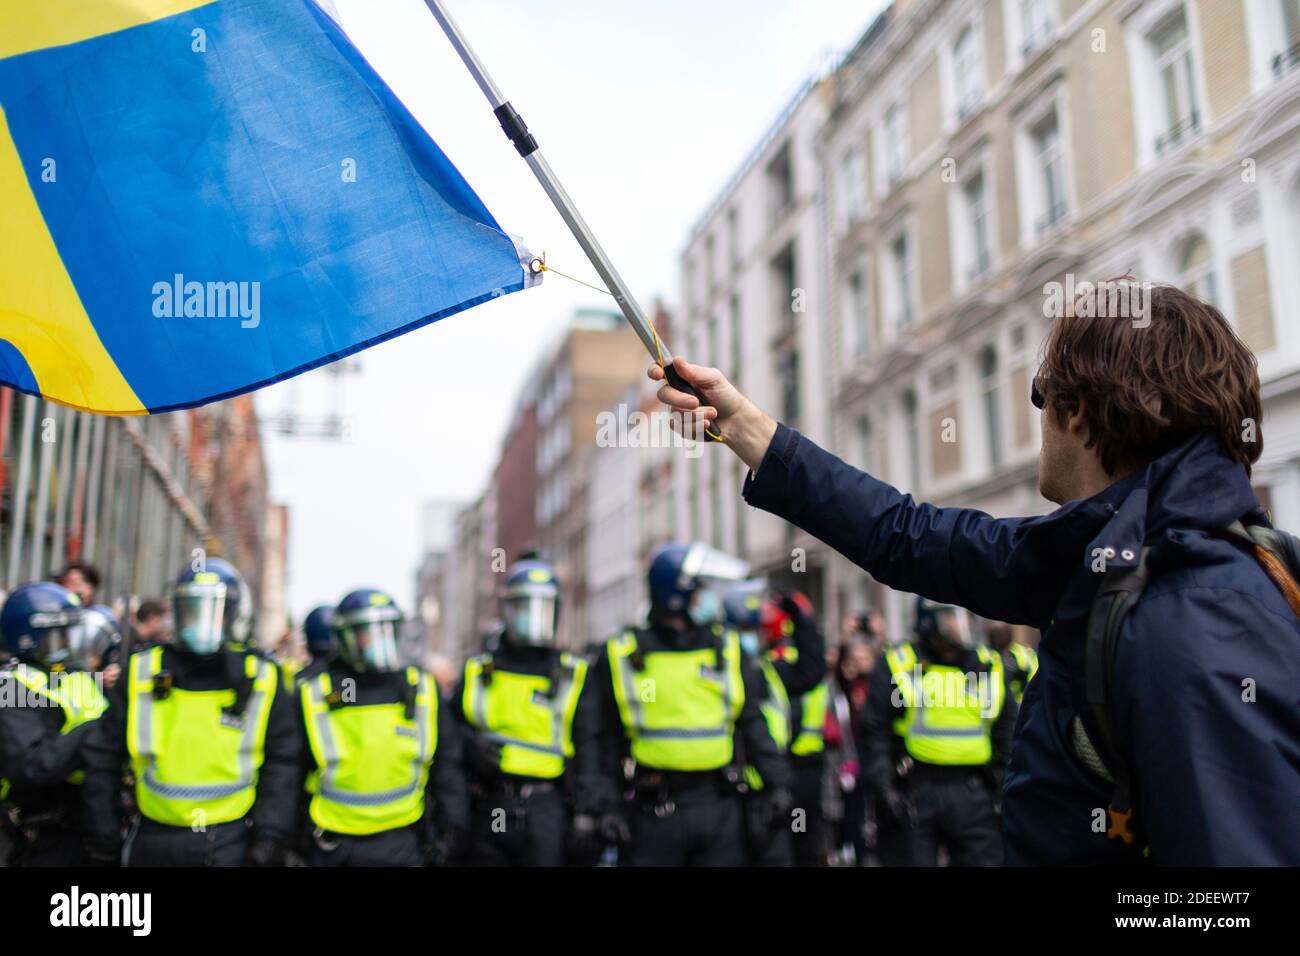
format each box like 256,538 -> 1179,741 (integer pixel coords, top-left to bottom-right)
0,0 -> 535,415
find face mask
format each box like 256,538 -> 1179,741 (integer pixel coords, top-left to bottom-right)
688,588 -> 723,627
174,589 -> 226,655
505,596 -> 557,645
354,621 -> 400,672
739,631 -> 760,657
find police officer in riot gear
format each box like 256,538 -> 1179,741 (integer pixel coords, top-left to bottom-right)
863,597 -> 1016,866
453,560 -> 605,866
295,588 -> 467,867
0,583 -> 109,865
83,558 -> 300,866
586,543 -> 792,867
297,605 -> 336,685
725,585 -> 828,866
986,620 -> 1038,705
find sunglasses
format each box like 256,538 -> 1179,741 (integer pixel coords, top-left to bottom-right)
1030,377 -> 1046,410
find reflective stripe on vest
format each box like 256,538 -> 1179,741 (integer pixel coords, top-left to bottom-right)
791,681 -> 829,756
301,667 -> 437,835
757,657 -> 791,753
4,664 -> 107,788
462,652 -> 587,779
743,657 -> 792,792
11,664 -> 107,732
607,629 -> 744,771
884,642 -> 1004,766
1007,643 -> 1039,703
127,647 -> 276,826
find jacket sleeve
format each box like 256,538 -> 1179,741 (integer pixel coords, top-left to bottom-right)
770,612 -> 826,698
1118,585 -> 1300,865
860,662 -> 901,796
0,692 -> 95,791
79,674 -> 130,851
581,650 -> 628,813
989,663 -> 1018,775
429,694 -> 470,834
571,667 -> 617,816
250,671 -> 301,844
736,654 -> 790,792
744,424 -> 1058,629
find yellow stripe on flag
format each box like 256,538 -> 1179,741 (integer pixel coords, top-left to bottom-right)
0,108 -> 145,415
0,0 -> 218,59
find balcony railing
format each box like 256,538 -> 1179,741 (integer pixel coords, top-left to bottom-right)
1155,111 -> 1201,156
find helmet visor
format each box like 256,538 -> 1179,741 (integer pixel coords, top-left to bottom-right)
681,544 -> 750,587
930,606 -> 972,649
32,609 -> 87,669
174,582 -> 227,655
503,594 -> 558,645
338,606 -> 402,672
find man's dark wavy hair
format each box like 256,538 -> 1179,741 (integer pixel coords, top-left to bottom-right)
1036,277 -> 1263,477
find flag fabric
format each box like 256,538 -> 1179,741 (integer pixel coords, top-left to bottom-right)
0,0 -> 537,415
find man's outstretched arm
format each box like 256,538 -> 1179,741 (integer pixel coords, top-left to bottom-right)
651,359 -> 1059,628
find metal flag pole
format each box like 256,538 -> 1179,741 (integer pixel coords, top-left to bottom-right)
423,0 -> 722,441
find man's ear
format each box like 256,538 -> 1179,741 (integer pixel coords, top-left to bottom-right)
1065,405 -> 1089,439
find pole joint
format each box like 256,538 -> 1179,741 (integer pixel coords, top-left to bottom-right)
493,102 -> 538,157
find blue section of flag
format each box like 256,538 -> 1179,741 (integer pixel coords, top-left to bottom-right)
0,339 -> 38,395
0,0 -> 528,413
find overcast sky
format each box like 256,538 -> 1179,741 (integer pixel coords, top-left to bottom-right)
259,0 -> 887,620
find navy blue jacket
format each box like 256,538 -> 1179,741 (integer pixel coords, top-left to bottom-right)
744,424 -> 1300,865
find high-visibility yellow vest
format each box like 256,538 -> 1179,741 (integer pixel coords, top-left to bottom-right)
791,681 -> 829,756
607,628 -> 744,772
462,652 -> 587,779
2,664 -> 108,788
884,642 -> 1004,766
743,657 -> 791,791
301,667 -> 437,836
1007,643 -> 1039,704
127,646 -> 277,828
756,657 -> 791,752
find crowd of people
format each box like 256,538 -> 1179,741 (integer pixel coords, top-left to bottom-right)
0,544 -> 1035,867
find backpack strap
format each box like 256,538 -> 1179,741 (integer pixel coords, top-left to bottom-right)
1082,547 -> 1152,846
1223,521 -> 1300,617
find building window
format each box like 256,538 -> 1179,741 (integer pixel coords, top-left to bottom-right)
704,234 -> 717,294
857,415 -> 875,473
767,142 -> 794,224
840,147 -> 867,226
1177,234 -> 1217,306
902,389 -> 921,491
734,462 -> 748,556
979,346 -> 1003,470
1151,9 -> 1201,155
1021,0 -> 1055,57
771,242 -> 798,334
883,103 -> 907,186
1032,110 -> 1067,234
729,294 -> 743,385
1279,0 -> 1300,77
964,171 -> 992,280
954,25 -> 985,118
890,232 -> 915,330
726,207 -> 740,270
848,271 -> 871,358
779,351 -> 801,426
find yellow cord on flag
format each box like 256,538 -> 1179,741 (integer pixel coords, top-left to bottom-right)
528,253 -> 722,442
